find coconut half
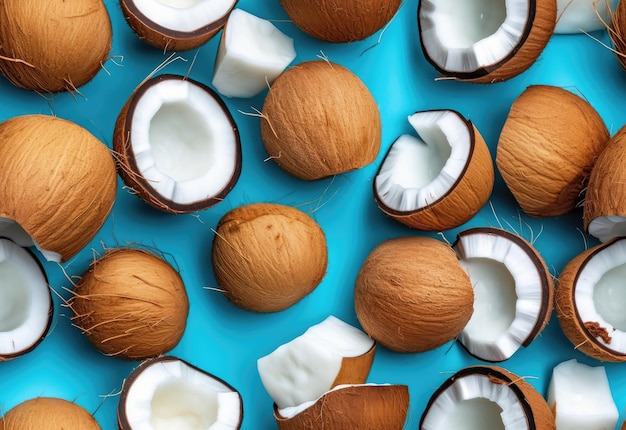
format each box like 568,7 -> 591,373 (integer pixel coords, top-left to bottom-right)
453,227 -> 553,362
556,237 -> 626,361
120,0 -> 238,51
374,110 -> 494,231
257,315 -> 376,410
418,0 -> 556,83
118,356 -> 243,430
113,74 -> 241,213
0,238 -> 52,361
420,366 -> 555,429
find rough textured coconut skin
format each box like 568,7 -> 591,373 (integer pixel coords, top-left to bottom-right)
354,236 -> 474,353
274,384 -> 409,430
261,60 -> 381,180
0,115 -> 117,262
497,85 -> 609,217
0,397 -> 101,429
555,238 -> 626,362
280,0 -> 402,43
583,125 -> 626,234
609,0 -> 626,70
70,248 -> 189,361
0,0 -> 111,93
212,203 -> 328,312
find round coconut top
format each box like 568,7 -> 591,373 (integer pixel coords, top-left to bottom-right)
0,397 -> 101,429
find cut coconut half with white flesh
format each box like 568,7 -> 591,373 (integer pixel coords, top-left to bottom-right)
0,238 -> 52,361
418,0 -> 557,82
555,0 -> 613,33
113,74 -> 241,213
118,356 -> 243,430
556,237 -> 626,361
420,366 -> 555,430
212,8 -> 296,98
257,315 -> 376,410
120,0 -> 238,51
374,109 -> 494,231
548,359 -> 618,429
453,227 -> 554,362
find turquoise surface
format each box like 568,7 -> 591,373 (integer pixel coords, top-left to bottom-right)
2,0 -> 626,428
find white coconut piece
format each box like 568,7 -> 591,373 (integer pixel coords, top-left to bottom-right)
129,0 -> 235,33
547,359 -> 618,430
0,238 -> 52,359
588,215 -> 626,243
118,356 -> 242,430
212,9 -> 296,98
257,315 -> 375,409
555,0 -> 613,34
0,218 -> 62,262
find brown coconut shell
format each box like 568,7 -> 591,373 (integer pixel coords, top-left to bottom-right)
608,0 -> 626,70
120,0 -> 237,51
496,85 -> 609,217
0,115 -> 117,262
354,236 -> 474,353
279,0 -> 402,43
555,237 -> 626,362
274,384 -> 409,430
375,111 -> 494,231
0,0 -> 111,93
583,124 -> 626,234
212,203 -> 328,312
331,342 -> 377,388
70,247 -> 189,361
0,397 -> 101,430
260,60 -> 381,180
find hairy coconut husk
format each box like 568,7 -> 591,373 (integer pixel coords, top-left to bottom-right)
354,236 -> 474,353
0,115 -> 117,262
279,0 -> 402,43
497,85 -> 609,217
0,397 -> 101,429
0,0 -> 111,93
608,0 -> 626,70
212,203 -> 328,312
261,60 -> 381,180
70,248 -> 189,361
274,384 -> 409,430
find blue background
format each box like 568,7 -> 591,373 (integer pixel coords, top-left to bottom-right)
2,0 -> 626,428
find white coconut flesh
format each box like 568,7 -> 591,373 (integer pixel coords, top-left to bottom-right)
0,218 -> 62,263
555,0 -> 612,34
588,215 -> 626,243
0,238 -> 51,358
547,359 -> 618,429
257,315 -> 374,410
129,0 -> 236,32
419,0 -> 529,73
121,357 -> 242,430
572,238 -> 626,353
375,110 -> 470,212
129,77 -> 238,206
212,8 -> 296,98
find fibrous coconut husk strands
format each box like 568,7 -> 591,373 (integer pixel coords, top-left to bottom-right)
594,0 -> 626,69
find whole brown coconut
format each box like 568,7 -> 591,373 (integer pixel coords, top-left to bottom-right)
0,397 -> 101,429
0,115 -> 117,262
0,0 -> 112,93
280,0 -> 402,43
496,85 -> 609,217
212,203 -> 328,312
70,248 -> 189,361
354,236 -> 474,353
261,60 -> 381,180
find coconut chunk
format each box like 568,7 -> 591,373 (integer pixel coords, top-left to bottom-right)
547,359 -> 618,430
257,316 -> 375,409
212,9 -> 296,98
555,0 -> 613,34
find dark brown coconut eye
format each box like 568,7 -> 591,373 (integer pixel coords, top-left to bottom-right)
113,74 -> 241,214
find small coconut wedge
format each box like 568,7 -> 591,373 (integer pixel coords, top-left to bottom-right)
118,356 -> 243,430
418,0 -> 556,83
420,366 -> 555,430
275,384 -> 409,430
556,237 -> 626,361
555,0 -> 613,33
374,110 -> 494,231
0,397 -> 101,429
453,227 -> 554,362
257,316 -> 376,410
113,74 -> 241,213
120,0 -> 238,51
0,238 -> 52,361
